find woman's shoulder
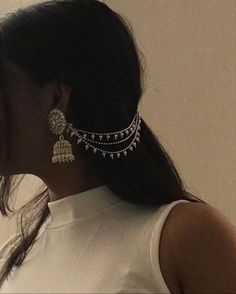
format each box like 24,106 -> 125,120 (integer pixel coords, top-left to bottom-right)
159,201 -> 236,293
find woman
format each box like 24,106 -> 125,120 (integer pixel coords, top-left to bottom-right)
0,0 -> 235,293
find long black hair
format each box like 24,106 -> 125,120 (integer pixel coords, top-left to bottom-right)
0,0 -> 207,285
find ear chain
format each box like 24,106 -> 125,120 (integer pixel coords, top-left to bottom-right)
48,108 -> 141,163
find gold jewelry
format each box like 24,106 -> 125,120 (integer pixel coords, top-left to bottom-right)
48,108 -> 141,163
47,109 -> 75,163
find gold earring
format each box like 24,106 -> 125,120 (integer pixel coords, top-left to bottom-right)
47,108 -> 75,163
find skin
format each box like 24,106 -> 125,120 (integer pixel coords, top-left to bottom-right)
159,202 -> 236,293
0,57 -> 104,202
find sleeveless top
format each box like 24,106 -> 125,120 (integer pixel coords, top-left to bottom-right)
0,185 -> 190,293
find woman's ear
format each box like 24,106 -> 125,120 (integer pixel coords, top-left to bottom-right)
52,81 -> 72,113
38,79 -> 72,121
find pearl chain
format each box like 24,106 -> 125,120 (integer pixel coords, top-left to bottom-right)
65,113 -> 141,158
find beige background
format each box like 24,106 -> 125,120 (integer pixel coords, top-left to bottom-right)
0,0 -> 235,245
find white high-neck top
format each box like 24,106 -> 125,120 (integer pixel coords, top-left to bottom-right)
46,185 -> 123,229
0,184 -> 190,293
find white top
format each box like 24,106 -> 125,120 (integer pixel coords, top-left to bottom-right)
0,184 -> 190,293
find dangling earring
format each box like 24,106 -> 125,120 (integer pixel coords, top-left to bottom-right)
47,108 -> 75,164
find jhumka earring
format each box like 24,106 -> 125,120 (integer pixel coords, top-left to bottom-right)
47,109 -> 75,163
47,108 -> 141,163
